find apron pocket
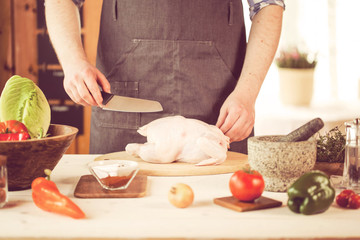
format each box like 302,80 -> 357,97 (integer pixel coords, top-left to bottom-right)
93,81 -> 141,130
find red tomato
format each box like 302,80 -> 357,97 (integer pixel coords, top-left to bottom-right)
336,189 -> 355,208
348,194 -> 360,209
1,120 -> 29,134
0,132 -> 30,141
336,189 -> 360,209
229,169 -> 265,202
0,122 -> 6,133
0,120 -> 30,141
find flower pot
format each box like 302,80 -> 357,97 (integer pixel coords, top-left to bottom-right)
278,68 -> 315,106
313,162 -> 344,177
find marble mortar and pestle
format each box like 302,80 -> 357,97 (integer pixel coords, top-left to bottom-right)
248,118 -> 324,192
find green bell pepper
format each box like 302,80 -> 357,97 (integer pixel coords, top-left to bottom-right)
287,170 -> 335,215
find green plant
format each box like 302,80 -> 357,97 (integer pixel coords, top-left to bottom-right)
275,47 -> 317,69
316,126 -> 346,163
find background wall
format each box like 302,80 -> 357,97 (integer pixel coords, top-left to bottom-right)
252,0 -> 360,105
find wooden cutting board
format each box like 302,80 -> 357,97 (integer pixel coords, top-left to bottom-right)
214,196 -> 283,212
94,151 -> 248,176
74,175 -> 147,198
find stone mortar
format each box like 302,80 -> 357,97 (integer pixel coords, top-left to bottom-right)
248,135 -> 316,192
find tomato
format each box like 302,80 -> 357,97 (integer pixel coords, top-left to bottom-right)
229,169 -> 265,202
0,122 -> 5,133
0,120 -> 28,134
0,132 -> 30,141
348,194 -> 360,209
336,189 -> 355,208
0,120 -> 30,141
336,189 -> 360,209
168,183 -> 194,208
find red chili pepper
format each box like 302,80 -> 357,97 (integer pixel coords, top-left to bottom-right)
31,171 -> 85,219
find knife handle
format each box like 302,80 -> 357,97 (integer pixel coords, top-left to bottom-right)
100,91 -> 114,105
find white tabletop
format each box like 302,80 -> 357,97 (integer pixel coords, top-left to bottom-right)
1,154 -> 360,239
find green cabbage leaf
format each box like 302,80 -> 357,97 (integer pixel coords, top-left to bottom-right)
0,75 -> 51,138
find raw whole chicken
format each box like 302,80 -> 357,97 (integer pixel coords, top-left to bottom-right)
125,115 -> 230,166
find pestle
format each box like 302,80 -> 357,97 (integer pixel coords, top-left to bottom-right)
278,118 -> 324,142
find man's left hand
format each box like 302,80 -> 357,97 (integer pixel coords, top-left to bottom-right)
216,92 -> 255,142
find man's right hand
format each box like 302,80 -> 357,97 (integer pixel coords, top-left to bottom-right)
63,60 -> 111,107
44,0 -> 110,107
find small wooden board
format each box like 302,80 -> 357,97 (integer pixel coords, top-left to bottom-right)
74,175 -> 147,198
214,196 -> 282,212
94,151 -> 248,176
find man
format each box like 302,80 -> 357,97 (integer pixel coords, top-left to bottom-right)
45,0 -> 284,154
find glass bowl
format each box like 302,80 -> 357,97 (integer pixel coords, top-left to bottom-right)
88,160 -> 139,190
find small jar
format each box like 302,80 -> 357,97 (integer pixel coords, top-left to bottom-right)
0,155 -> 8,208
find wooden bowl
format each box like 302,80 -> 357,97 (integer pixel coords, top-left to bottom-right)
0,124 -> 78,191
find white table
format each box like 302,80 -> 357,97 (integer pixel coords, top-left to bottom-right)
1,154 -> 360,239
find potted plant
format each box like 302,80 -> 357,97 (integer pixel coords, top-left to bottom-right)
275,47 -> 317,106
314,126 -> 345,177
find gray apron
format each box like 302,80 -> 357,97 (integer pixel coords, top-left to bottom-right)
90,0 -> 253,154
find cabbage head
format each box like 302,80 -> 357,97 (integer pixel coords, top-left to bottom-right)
0,75 -> 51,138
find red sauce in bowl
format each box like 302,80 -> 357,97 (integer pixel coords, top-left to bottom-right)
100,175 -> 133,189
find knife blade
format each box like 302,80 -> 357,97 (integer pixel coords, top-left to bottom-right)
100,91 -> 163,113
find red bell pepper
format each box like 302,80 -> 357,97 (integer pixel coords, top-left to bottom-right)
0,120 -> 30,141
31,170 -> 85,219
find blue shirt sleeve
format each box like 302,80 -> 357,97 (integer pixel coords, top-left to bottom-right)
247,0 -> 285,20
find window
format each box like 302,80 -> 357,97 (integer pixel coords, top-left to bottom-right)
248,0 -> 360,106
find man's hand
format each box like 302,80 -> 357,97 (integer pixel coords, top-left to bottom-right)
45,0 -> 111,106
216,5 -> 283,142
216,92 -> 255,142
63,60 -> 111,106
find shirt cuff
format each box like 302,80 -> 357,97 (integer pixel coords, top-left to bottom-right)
248,0 -> 285,20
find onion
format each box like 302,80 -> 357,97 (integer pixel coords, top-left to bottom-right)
168,183 -> 194,208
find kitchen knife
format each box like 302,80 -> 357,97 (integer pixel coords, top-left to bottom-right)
100,91 -> 163,113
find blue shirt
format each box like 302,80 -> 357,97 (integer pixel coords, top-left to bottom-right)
72,0 -> 285,20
